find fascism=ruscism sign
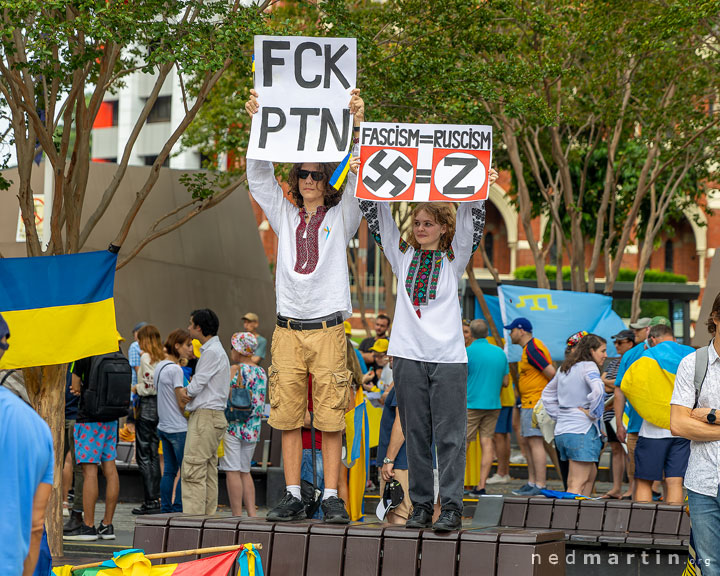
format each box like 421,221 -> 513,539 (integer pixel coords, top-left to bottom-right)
247,35 -> 357,163
355,122 -> 493,202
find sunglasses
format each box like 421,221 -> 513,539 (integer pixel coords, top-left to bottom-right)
297,169 -> 325,182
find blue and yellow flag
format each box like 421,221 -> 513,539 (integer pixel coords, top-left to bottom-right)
621,341 -> 694,430
0,251 -> 118,369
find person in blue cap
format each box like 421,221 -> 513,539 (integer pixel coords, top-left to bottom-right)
506,317 -> 556,496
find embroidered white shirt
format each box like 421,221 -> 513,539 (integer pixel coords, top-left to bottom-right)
246,154 -> 361,320
671,340 -> 720,497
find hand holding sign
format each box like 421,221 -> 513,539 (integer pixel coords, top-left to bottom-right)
247,35 -> 357,163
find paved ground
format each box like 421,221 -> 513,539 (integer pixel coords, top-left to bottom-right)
55,467 -> 620,568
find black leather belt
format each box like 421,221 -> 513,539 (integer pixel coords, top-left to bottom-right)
277,313 -> 344,331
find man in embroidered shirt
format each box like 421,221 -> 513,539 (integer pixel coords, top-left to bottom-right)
245,89 -> 365,524
507,318 -> 556,496
671,292 -> 720,576
179,308 -> 231,516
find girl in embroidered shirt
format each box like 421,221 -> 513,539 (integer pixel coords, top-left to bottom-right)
350,158 -> 497,532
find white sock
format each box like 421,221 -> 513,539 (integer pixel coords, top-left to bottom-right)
322,488 -> 338,501
287,485 -> 301,500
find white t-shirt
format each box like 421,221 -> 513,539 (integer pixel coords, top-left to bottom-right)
360,200 -> 485,363
246,149 -> 361,320
155,360 -> 188,434
639,420 -> 673,439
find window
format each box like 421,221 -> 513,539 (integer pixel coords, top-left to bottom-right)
109,100 -> 119,126
143,155 -> 169,168
146,96 -> 171,124
484,232 -> 494,265
665,240 -> 674,272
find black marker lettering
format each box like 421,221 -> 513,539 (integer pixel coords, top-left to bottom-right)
324,43 -> 351,89
289,108 -> 320,150
262,40 -> 290,88
318,108 -> 351,152
258,107 -> 286,148
294,42 -> 322,88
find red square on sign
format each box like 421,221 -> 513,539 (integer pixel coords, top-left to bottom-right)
356,146 -> 419,202
429,148 -> 491,202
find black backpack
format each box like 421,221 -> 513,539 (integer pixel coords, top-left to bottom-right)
79,351 -> 132,421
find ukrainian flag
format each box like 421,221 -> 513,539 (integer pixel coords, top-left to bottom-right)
620,341 -> 694,430
53,547 -> 259,576
0,251 -> 118,369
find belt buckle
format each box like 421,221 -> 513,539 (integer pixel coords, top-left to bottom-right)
289,320 -> 302,330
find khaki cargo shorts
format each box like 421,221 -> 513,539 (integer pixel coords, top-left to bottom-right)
267,323 -> 351,432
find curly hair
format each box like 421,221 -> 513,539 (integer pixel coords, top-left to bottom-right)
288,163 -> 343,209
560,333 -> 606,373
406,203 -> 456,252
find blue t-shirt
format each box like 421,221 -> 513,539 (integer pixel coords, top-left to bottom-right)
255,334 -> 268,360
467,338 -> 509,410
376,388 -> 407,470
0,387 -> 54,574
615,342 -> 646,434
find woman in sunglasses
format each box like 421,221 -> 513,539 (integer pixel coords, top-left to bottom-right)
244,88 -> 364,524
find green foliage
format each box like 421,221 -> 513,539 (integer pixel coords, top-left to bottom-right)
515,265 -> 687,284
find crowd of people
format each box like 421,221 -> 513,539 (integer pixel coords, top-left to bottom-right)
61,309 -> 268,541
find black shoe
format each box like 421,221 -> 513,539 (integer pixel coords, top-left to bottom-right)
468,487 -> 486,498
432,509 -> 462,532
132,500 -> 162,515
97,522 -> 116,540
321,496 -> 350,524
63,511 -> 83,534
63,524 -> 98,541
405,506 -> 433,529
266,492 -> 307,522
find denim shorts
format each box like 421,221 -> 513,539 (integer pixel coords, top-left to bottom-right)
520,407 -> 543,438
555,427 -> 603,463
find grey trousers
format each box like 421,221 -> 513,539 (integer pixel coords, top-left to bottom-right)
392,357 -> 468,513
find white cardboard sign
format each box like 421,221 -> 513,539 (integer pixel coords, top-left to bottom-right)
355,122 -> 493,202
247,35 -> 357,163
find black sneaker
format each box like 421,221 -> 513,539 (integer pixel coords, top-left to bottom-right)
97,522 -> 115,540
132,500 -> 162,515
64,524 -> 98,541
63,511 -> 83,534
432,509 -> 462,532
405,506 -> 433,529
266,492 -> 307,522
468,487 -> 486,498
321,496 -> 350,524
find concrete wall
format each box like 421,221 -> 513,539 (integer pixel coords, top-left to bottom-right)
0,162 -> 276,361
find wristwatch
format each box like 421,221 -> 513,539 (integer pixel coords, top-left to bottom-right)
707,409 -> 717,424
383,457 -> 394,465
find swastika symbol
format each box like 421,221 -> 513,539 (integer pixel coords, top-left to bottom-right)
515,295 -> 558,311
362,149 -> 414,199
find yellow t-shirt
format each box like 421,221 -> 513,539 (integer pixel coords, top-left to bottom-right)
518,338 -> 551,409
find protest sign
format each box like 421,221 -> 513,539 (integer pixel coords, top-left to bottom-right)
247,35 -> 357,163
355,122 -> 492,202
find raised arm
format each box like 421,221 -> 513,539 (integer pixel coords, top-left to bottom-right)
451,169 -> 497,274
245,89 -> 290,233
340,90 -> 365,241
358,199 -> 404,275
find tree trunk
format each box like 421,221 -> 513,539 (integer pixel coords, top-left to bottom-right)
630,239 -> 655,322
465,264 -> 503,347
23,364 -> 67,558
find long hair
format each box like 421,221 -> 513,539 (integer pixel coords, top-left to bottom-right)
406,202 -> 456,252
164,329 -> 191,360
560,333 -> 606,373
137,324 -> 165,363
288,163 -> 342,209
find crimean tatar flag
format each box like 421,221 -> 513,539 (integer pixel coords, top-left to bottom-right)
52,547 -> 262,576
0,251 -> 118,369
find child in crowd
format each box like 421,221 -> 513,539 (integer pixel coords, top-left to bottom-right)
351,159 -> 497,531
220,332 -> 267,517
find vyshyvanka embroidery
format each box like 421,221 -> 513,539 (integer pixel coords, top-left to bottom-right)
294,205 -> 327,274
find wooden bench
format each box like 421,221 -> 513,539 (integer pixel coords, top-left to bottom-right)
134,515 -> 566,575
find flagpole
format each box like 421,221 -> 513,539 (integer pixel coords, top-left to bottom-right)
69,543 -> 263,571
